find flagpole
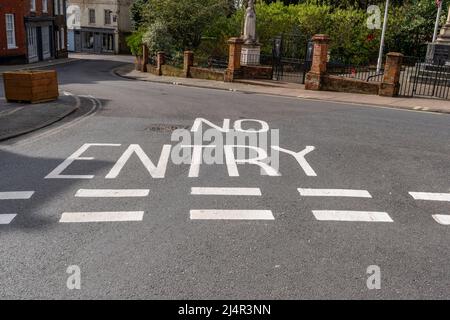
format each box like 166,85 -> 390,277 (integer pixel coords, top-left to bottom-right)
377,0 -> 389,74
433,1 -> 443,42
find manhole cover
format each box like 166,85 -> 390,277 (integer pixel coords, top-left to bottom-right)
145,124 -> 190,133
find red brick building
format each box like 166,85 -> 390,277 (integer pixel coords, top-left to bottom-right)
0,1 -> 28,64
0,0 -> 67,64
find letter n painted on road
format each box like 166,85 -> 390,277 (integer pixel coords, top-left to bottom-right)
105,144 -> 172,179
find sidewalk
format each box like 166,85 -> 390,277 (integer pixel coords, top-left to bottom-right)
115,64 -> 450,114
0,58 -> 78,75
0,95 -> 79,141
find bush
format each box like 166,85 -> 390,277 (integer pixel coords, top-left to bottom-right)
126,30 -> 145,56
142,20 -> 174,56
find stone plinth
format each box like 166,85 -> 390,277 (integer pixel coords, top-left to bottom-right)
241,44 -> 261,66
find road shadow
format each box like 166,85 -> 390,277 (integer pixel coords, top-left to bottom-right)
0,148 -> 113,232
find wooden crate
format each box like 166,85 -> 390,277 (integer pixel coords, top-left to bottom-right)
3,70 -> 59,104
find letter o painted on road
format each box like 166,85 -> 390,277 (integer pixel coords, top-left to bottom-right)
234,119 -> 269,133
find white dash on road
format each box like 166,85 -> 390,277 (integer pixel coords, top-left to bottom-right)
75,189 -> 150,198
0,191 -> 34,200
312,210 -> 393,222
0,214 -> 17,224
409,192 -> 450,202
432,215 -> 450,225
191,187 -> 262,196
190,210 -> 274,220
298,188 -> 372,198
60,211 -> 144,223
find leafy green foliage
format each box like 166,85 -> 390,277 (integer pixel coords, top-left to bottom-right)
128,0 -> 449,63
126,30 -> 145,56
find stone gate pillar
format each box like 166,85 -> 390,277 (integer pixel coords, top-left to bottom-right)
305,34 -> 330,91
225,37 -> 244,82
379,52 -> 404,97
156,51 -> 165,76
142,45 -> 149,72
183,51 -> 194,78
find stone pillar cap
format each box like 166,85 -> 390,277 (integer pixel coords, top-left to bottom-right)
386,52 -> 404,57
228,37 -> 244,44
312,34 -> 330,42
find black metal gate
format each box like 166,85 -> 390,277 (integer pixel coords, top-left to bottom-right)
399,56 -> 450,100
272,33 -> 312,84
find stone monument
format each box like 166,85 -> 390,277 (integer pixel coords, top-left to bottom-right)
241,0 -> 261,65
427,6 -> 450,64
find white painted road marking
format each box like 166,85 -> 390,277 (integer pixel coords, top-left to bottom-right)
60,211 -> 144,223
75,189 -> 150,198
298,188 -> 372,198
432,214 -> 450,225
191,187 -> 262,196
0,214 -> 17,224
190,210 -> 275,220
409,192 -> 450,202
0,191 -> 34,200
312,210 -> 393,222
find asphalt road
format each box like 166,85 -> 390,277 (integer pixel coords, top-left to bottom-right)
0,56 -> 449,299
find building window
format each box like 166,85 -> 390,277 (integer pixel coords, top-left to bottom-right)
104,10 -> 111,25
30,0 -> 36,12
83,32 -> 94,49
89,9 -> 95,24
5,14 -> 17,49
42,0 -> 48,13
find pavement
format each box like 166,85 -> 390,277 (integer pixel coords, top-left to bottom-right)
0,55 -> 449,299
0,96 -> 80,142
115,63 -> 450,114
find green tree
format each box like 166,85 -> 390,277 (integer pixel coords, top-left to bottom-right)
141,0 -> 232,50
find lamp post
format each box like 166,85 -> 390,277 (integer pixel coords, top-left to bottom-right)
377,0 -> 389,74
433,1 -> 443,43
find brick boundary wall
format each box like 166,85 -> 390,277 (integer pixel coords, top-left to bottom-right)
305,34 -> 405,97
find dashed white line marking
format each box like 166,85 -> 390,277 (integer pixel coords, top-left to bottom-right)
75,189 -> 150,198
298,188 -> 372,198
59,211 -> 144,223
432,214 -> 450,225
0,191 -> 34,200
190,210 -> 275,220
409,192 -> 450,202
0,214 -> 17,224
312,210 -> 393,222
191,187 -> 262,196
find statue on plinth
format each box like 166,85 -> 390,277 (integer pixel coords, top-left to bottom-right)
243,0 -> 257,45
241,0 -> 261,66
436,7 -> 450,44
427,6 -> 450,64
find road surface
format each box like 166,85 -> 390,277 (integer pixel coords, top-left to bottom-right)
0,55 -> 449,299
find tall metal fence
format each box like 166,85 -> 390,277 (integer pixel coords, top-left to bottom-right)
326,60 -> 384,83
399,56 -> 450,100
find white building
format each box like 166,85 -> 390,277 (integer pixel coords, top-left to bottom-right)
66,0 -> 134,54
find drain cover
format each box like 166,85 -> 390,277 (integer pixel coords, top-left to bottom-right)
145,124 -> 190,133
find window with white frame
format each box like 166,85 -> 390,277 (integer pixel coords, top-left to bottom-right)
5,14 -> 17,49
104,10 -> 111,25
59,0 -> 64,16
89,9 -> 95,24
42,0 -> 48,13
54,0 -> 59,15
30,0 -> 36,12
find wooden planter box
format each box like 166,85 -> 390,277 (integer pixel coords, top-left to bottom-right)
3,70 -> 59,104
